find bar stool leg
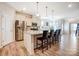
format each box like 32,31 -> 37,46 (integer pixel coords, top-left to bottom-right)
36,40 -> 38,49
42,40 -> 43,53
49,39 -> 51,48
54,37 -> 56,44
52,38 -> 54,45
47,39 -> 48,50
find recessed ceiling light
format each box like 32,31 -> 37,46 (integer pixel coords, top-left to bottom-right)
68,4 -> 72,8
23,8 -> 26,10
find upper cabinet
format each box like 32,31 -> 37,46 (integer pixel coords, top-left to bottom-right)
15,12 -> 32,26
15,12 -> 41,27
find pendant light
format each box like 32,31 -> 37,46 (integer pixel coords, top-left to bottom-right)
52,9 -> 54,19
45,6 -> 48,19
46,6 -> 47,17
36,2 -> 39,16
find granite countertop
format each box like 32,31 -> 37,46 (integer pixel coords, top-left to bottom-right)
25,30 -> 43,35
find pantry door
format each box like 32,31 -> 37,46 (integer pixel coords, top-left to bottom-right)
0,15 -> 5,47
0,11 -> 15,48
0,14 -> 14,48
0,14 -> 7,47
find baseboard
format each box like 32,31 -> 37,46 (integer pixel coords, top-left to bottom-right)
2,39 -> 15,48
63,48 -> 77,52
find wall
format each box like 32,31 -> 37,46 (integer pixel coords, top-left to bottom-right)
32,16 -> 41,26
0,2 -> 15,47
0,15 -> 2,47
62,19 -> 70,34
40,19 -> 52,30
15,12 -> 41,26
40,18 -> 63,31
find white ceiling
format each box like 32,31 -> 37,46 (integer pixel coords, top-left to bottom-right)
7,2 -> 79,19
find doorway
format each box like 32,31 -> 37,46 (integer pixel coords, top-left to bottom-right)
71,24 -> 77,35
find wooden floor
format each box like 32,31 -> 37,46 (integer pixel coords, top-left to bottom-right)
0,33 -> 79,56
34,43 -> 61,56
34,40 -> 79,56
0,41 -> 79,56
0,41 -> 61,56
0,41 -> 27,56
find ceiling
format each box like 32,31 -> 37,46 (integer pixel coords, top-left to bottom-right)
7,2 -> 79,19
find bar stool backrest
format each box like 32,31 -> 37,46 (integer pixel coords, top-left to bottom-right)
54,30 -> 58,37
57,29 -> 61,36
50,30 -> 54,37
43,31 -> 48,38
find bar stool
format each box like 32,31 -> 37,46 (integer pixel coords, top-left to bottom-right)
36,30 -> 49,53
54,29 -> 61,44
54,30 -> 58,44
48,30 -> 54,47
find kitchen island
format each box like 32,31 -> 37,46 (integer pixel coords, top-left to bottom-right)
24,30 -> 43,55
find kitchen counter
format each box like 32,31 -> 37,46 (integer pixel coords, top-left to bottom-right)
26,30 -> 43,35
24,30 -> 43,55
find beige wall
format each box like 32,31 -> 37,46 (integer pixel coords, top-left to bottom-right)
0,3 -> 16,47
